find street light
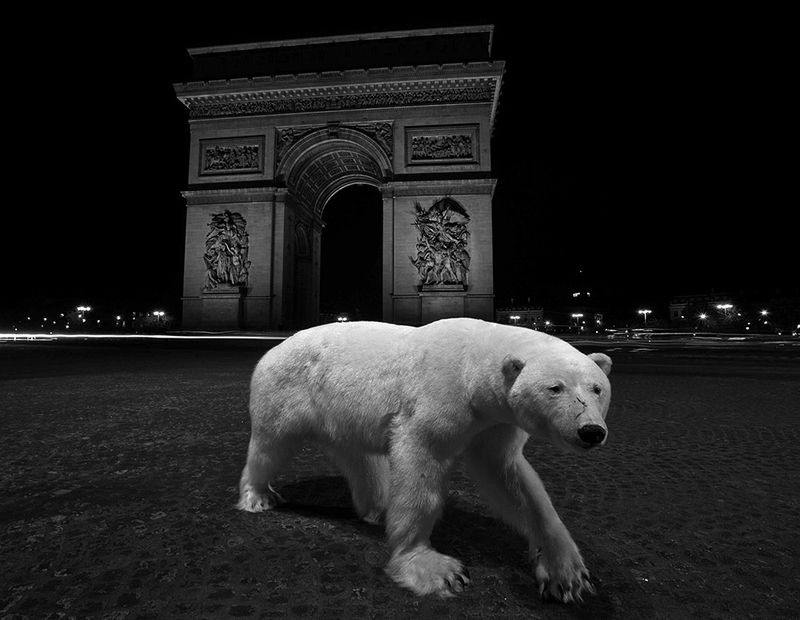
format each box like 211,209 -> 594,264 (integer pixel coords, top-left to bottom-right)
638,309 -> 652,324
715,303 -> 733,318
760,309 -> 768,316
509,314 -> 520,325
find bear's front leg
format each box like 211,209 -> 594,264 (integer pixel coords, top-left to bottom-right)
384,440 -> 470,598
464,425 -> 594,603
532,520 -> 594,603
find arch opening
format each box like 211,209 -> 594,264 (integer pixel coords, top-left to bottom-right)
319,183 -> 383,323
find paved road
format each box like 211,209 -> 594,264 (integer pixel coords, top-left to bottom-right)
1,339 -> 798,618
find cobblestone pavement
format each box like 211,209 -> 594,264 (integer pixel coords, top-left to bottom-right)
1,341 -> 798,619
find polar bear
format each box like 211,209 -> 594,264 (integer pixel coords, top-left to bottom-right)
237,318 -> 612,603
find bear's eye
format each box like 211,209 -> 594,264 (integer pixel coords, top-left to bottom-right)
548,385 -> 563,394
592,385 -> 602,395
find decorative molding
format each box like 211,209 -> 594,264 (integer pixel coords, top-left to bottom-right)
203,210 -> 251,290
275,121 -> 393,167
410,197 -> 471,287
406,124 -> 479,165
181,78 -> 498,119
199,136 -> 265,176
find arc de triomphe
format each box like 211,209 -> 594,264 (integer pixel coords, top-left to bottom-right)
174,26 -> 504,330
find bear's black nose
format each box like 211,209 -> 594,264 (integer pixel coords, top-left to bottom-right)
578,424 -> 606,445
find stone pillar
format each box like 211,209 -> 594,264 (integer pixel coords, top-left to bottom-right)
310,220 -> 323,325
385,179 -> 496,325
181,188 -> 274,331
381,186 -> 395,323
270,189 -> 289,330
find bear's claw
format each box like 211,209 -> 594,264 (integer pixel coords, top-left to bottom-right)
534,540 -> 595,603
386,549 -> 471,598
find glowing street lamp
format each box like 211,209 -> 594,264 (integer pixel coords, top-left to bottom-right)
760,309 -> 768,316
638,309 -> 652,324
509,314 -> 520,325
715,303 -> 733,318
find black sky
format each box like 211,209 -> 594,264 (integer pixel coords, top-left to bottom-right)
8,8 -> 796,323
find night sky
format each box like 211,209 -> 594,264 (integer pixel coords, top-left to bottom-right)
8,9 -> 795,325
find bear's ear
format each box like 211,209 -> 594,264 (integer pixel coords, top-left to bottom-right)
588,352 -> 613,376
502,355 -> 525,382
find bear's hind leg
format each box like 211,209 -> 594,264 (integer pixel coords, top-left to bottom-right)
237,434 -> 296,512
328,450 -> 389,525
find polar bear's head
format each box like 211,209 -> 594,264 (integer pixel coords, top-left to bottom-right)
502,348 -> 612,452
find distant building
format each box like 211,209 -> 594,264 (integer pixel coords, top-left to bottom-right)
669,292 -> 734,322
496,306 -> 544,328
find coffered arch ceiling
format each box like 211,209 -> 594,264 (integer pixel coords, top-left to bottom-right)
290,145 -> 383,214
279,127 -> 393,215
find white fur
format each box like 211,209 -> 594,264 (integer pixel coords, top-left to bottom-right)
237,318 -> 612,602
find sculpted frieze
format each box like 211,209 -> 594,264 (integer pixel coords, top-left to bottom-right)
204,211 -> 251,290
187,81 -> 496,119
410,197 -> 471,287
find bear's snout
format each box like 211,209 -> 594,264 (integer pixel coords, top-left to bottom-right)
577,424 -> 606,447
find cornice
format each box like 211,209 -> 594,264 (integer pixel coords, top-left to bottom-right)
178,76 -> 499,121
181,186 -> 284,205
174,62 -> 503,96
188,26 -> 495,56
174,63 -> 504,127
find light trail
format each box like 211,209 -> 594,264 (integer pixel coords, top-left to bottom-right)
0,333 -> 288,342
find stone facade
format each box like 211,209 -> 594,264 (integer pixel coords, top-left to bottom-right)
174,27 -> 504,329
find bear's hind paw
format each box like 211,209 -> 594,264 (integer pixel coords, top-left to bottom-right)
236,485 -> 285,513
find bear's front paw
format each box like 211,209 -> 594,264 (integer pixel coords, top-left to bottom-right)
236,484 -> 285,513
533,534 -> 595,603
386,548 -> 471,598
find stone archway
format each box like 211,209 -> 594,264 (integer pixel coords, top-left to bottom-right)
175,27 -> 503,330
277,125 -> 391,326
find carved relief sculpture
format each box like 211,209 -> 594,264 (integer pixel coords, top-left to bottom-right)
411,134 -> 473,161
275,126 -> 319,165
200,137 -> 264,175
405,124 -> 479,165
204,211 -> 251,290
410,197 -> 471,287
